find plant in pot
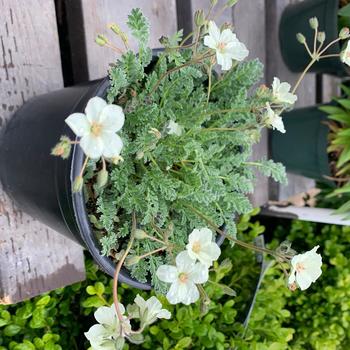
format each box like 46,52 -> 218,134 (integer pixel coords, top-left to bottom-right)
272,17 -> 350,184
313,84 -> 350,219
0,2 -> 329,349
279,0 -> 350,76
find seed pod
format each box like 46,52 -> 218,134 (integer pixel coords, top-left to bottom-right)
73,176 -> 83,193
95,34 -> 108,46
296,33 -> 306,44
96,168 -> 108,189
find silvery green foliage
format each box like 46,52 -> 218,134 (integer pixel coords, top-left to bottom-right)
89,11 -> 287,292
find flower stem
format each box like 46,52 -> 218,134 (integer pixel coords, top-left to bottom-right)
113,212 -> 136,333
79,156 -> 90,178
138,246 -> 167,260
291,58 -> 317,94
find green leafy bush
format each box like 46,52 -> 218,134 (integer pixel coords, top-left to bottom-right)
278,221 -> 350,350
0,212 -> 292,350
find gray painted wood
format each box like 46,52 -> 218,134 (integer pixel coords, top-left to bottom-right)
70,0 -> 178,81
233,0 -> 268,207
266,0 -> 316,201
0,0 -> 85,304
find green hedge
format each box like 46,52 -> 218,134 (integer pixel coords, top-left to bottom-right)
1,217 -> 350,349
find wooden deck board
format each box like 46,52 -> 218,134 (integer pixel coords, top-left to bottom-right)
0,0 -> 85,304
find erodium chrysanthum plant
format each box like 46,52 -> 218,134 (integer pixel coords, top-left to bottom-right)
51,2 -> 350,348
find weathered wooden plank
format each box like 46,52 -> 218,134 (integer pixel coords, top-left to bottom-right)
266,0 -> 316,201
0,0 -> 85,304
233,0 -> 268,207
67,0 -> 178,81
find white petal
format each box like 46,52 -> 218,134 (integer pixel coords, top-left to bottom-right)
200,242 -> 221,265
220,29 -> 236,44
189,262 -> 209,284
101,133 -> 123,158
288,267 -> 296,285
204,35 -> 217,50
166,281 -> 187,304
226,41 -> 249,61
100,104 -> 125,133
271,115 -> 286,133
176,251 -> 196,271
157,309 -> 171,319
182,282 -> 200,305
216,52 -> 232,70
272,77 -> 280,93
156,265 -> 178,283
80,134 -> 104,159
296,272 -> 314,291
134,294 -> 146,311
208,21 -> 221,42
84,324 -> 108,342
94,306 -> 115,326
65,113 -> 90,137
85,96 -> 107,123
145,296 -> 162,315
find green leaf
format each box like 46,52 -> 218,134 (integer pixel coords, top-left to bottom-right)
127,8 -> 150,44
94,282 -> 105,295
319,106 -> 346,115
339,3 -> 350,17
175,337 -> 192,349
81,296 -> 105,308
35,296 -> 51,307
86,285 -> 96,295
4,324 -> 21,337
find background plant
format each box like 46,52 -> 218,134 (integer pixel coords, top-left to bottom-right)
318,84 -> 350,218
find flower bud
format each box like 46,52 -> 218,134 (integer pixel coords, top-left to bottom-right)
96,168 -> 108,189
72,175 -> 83,193
125,256 -> 140,266
149,128 -> 162,139
225,0 -> 238,7
339,27 -> 350,40
108,23 -> 122,35
309,17 -> 318,30
210,0 -> 218,5
194,10 -> 205,27
110,155 -> 124,165
134,229 -> 148,240
51,136 -> 72,159
95,34 -> 108,46
296,33 -> 306,44
136,151 -> 144,160
317,31 -> 326,43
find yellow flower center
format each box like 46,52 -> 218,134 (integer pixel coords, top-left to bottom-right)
91,122 -> 103,137
178,272 -> 189,283
217,42 -> 227,53
296,262 -> 305,273
192,241 -> 201,254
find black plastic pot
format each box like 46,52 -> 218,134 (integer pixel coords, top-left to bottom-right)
279,0 -> 349,76
0,51 -> 227,290
271,105 -> 332,184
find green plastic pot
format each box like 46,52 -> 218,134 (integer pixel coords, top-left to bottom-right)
279,0 -> 349,76
271,105 -> 332,184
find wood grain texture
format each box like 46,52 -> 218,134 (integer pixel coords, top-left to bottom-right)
233,0 -> 269,207
73,0 -> 178,80
266,0 -> 316,201
0,0 -> 85,304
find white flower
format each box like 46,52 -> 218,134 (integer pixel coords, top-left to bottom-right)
340,40 -> 350,66
288,245 -> 322,291
65,96 -> 124,159
85,304 -> 131,350
186,228 -> 221,267
134,295 -> 171,326
272,77 -> 297,105
156,251 -> 208,305
204,21 -> 249,70
263,103 -> 286,133
167,120 -> 183,136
